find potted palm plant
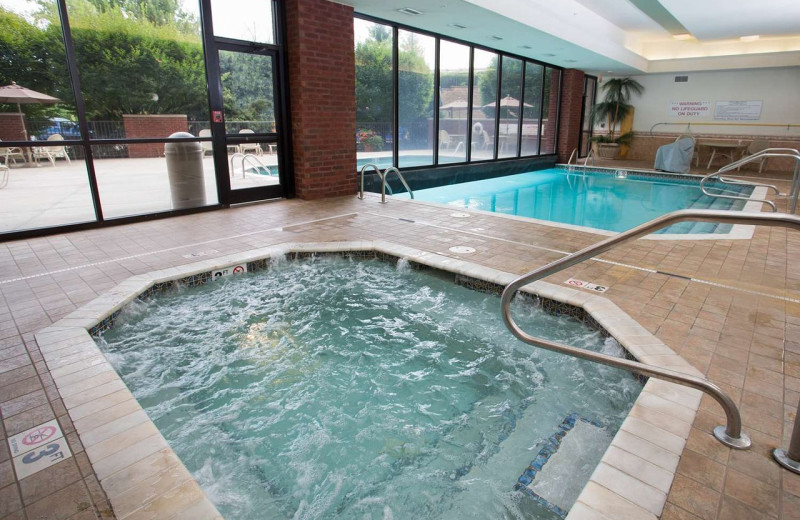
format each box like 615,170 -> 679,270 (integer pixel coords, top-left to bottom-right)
591,78 -> 644,159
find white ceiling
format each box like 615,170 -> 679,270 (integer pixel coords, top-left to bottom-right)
336,0 -> 800,74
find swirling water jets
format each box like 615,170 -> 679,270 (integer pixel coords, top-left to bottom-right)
98,257 -> 641,519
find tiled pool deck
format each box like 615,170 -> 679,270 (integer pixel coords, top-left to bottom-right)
1,169 -> 799,520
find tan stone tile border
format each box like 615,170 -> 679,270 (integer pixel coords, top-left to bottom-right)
34,240 -> 713,520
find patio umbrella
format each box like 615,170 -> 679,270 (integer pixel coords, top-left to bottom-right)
0,82 -> 62,141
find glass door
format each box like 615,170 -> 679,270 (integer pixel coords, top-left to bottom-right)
202,0 -> 287,205
217,46 -> 282,202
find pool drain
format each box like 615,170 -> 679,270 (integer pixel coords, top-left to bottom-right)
449,246 -> 476,254
450,212 -> 471,218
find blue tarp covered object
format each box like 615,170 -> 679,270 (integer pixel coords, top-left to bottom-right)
654,137 -> 695,173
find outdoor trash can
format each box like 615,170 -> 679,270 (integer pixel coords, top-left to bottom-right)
165,132 -> 206,209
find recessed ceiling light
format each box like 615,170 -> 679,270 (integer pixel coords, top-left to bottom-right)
490,35 -> 503,41
672,33 -> 692,40
740,34 -> 760,41
564,59 -> 577,63
398,7 -> 422,15
520,45 -> 533,49
541,53 -> 556,57
449,23 -> 467,29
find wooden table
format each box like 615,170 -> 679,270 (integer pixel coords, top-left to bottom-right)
699,141 -> 744,169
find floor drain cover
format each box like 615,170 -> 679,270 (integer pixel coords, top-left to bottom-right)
450,212 -> 471,218
449,246 -> 476,254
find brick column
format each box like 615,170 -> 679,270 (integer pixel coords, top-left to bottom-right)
0,113 -> 27,141
556,69 -> 585,163
285,0 -> 356,199
123,115 -> 189,158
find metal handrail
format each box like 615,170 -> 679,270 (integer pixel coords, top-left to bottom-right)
382,167 -> 414,203
230,153 -> 272,178
358,163 -> 381,200
703,149 -> 800,213
501,209 -> 800,449
358,164 -> 414,203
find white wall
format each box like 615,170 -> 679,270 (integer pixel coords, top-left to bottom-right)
599,67 -> 800,137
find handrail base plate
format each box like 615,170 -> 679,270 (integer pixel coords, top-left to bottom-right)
774,448 -> 800,474
714,426 -> 751,450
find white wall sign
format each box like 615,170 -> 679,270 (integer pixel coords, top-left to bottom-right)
668,101 -> 711,118
714,100 -> 762,121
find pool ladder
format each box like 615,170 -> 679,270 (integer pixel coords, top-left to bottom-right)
229,153 -> 273,178
358,164 -> 414,203
501,209 -> 800,450
566,147 -> 594,172
699,148 -> 800,213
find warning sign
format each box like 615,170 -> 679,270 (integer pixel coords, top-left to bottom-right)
212,264 -> 248,279
8,419 -> 63,457
565,278 -> 608,293
668,101 -> 711,118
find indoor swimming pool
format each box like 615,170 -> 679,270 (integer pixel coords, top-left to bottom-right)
398,167 -> 756,234
95,256 -> 643,520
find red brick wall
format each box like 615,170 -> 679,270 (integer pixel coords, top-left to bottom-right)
0,113 -> 27,142
556,69 -> 585,162
285,0 -> 356,199
123,115 -> 189,158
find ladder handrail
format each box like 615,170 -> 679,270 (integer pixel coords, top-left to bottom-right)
382,166 -> 414,202
699,149 -> 800,213
501,209 -> 800,449
358,164 -> 414,202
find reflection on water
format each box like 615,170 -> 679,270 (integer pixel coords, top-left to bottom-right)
409,170 -> 751,234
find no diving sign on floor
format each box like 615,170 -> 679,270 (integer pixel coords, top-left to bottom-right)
564,278 -> 608,293
212,264 -> 248,279
8,419 -> 73,479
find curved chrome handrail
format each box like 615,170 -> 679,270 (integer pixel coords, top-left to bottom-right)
501,209 -> 800,449
358,163 -> 381,200
358,165 -> 414,202
382,167 -> 414,202
229,152 -> 245,177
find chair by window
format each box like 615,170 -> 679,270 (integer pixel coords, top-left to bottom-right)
238,129 -> 262,155
33,134 -> 71,166
439,130 -> 452,150
738,139 -> 770,173
0,140 -> 25,166
0,162 -> 8,189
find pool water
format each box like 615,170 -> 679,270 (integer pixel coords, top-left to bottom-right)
97,257 -> 642,519
398,169 -> 753,234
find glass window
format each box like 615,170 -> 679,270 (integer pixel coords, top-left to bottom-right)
355,19 -> 394,170
540,68 -> 561,155
0,144 -> 96,233
397,30 -> 434,168
580,76 -> 597,157
498,57 -> 522,159
521,63 -> 544,156
471,49 -> 497,161
211,0 -> 274,44
219,51 -> 276,135
67,0 -> 209,140
438,40 -> 469,164
93,142 -> 219,219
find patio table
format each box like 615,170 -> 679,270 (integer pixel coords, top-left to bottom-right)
699,141 -> 745,169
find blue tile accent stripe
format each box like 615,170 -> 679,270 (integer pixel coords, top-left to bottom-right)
515,413 -> 603,518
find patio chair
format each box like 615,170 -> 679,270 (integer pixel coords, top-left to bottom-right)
439,130 -> 452,150
0,140 -> 25,166
199,129 -> 213,156
238,129 -> 262,156
0,163 -> 8,189
33,134 -> 71,166
738,139 -> 770,173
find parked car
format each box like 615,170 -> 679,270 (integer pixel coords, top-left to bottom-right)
34,118 -> 81,140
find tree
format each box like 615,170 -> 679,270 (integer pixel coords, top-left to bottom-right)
397,32 -> 433,125
591,77 -> 644,142
355,26 -> 392,123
